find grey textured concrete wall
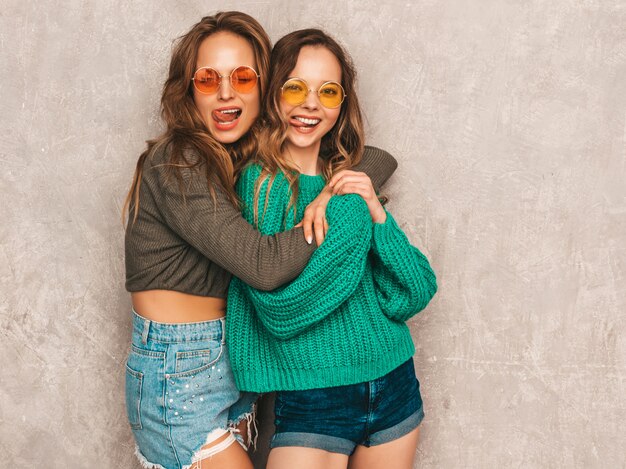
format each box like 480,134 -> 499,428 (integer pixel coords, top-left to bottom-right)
1,0 -> 624,467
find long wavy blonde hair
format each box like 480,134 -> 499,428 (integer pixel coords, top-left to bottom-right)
253,29 -> 365,226
123,11 -> 271,226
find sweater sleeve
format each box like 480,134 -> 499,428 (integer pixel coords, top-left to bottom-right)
242,194 -> 373,340
150,159 -> 315,291
352,145 -> 398,192
370,211 -> 437,322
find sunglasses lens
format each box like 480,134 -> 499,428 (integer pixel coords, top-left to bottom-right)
231,66 -> 258,93
193,68 -> 220,94
318,82 -> 344,108
282,79 -> 308,105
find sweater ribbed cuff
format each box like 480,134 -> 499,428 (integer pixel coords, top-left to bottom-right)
372,211 -> 408,252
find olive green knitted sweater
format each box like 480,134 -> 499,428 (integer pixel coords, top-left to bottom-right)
226,164 -> 437,392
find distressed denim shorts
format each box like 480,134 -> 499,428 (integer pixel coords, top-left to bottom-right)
271,358 -> 424,455
125,310 -> 257,469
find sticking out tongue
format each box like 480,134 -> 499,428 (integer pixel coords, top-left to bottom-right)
212,109 -> 241,123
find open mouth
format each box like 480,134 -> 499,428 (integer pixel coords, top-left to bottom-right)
292,116 -> 321,130
212,108 -> 242,124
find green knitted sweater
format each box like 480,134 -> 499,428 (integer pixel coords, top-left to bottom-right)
226,164 -> 437,392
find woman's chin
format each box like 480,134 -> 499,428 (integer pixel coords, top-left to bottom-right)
286,127 -> 324,151
209,125 -> 246,144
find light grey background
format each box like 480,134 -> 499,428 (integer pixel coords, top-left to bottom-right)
1,0 -> 625,467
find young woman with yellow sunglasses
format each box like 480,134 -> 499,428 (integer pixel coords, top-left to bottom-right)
227,29 -> 437,469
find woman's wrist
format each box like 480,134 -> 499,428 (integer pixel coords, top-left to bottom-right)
369,200 -> 387,224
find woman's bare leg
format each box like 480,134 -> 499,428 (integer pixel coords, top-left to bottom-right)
347,427 -> 420,469
234,416 -> 252,449
190,429 -> 253,469
268,447 -> 349,469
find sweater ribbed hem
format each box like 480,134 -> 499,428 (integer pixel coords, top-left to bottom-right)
233,337 -> 415,393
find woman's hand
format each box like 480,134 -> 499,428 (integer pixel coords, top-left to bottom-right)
297,170 -> 387,246
297,186 -> 332,246
329,170 -> 387,224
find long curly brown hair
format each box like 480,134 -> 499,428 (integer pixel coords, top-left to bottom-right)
253,29 -> 365,226
124,11 -> 271,226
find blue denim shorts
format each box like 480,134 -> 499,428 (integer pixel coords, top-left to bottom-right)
271,358 -> 424,455
125,310 -> 257,469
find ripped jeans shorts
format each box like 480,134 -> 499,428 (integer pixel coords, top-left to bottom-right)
125,310 -> 258,469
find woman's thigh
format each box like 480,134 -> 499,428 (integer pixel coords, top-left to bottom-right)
195,433 -> 253,469
348,427 -> 420,469
268,446 -> 349,469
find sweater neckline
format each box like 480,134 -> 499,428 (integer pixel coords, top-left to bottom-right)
298,172 -> 326,201
299,172 -> 324,182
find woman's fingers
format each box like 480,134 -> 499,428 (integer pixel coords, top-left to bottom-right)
300,211 -> 314,245
301,187 -> 332,245
314,213 -> 326,246
300,208 -> 327,246
334,182 -> 373,198
328,170 -> 362,188
332,175 -> 375,196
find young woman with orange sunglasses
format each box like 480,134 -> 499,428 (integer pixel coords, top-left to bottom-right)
123,12 -> 397,469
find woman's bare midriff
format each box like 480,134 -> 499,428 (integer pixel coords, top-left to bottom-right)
132,290 -> 226,323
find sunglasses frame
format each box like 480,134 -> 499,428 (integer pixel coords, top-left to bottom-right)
281,77 -> 346,109
191,65 -> 260,94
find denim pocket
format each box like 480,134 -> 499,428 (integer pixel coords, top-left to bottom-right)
174,339 -> 222,376
125,364 -> 143,430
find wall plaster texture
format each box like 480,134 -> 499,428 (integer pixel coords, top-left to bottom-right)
1,0 -> 625,467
